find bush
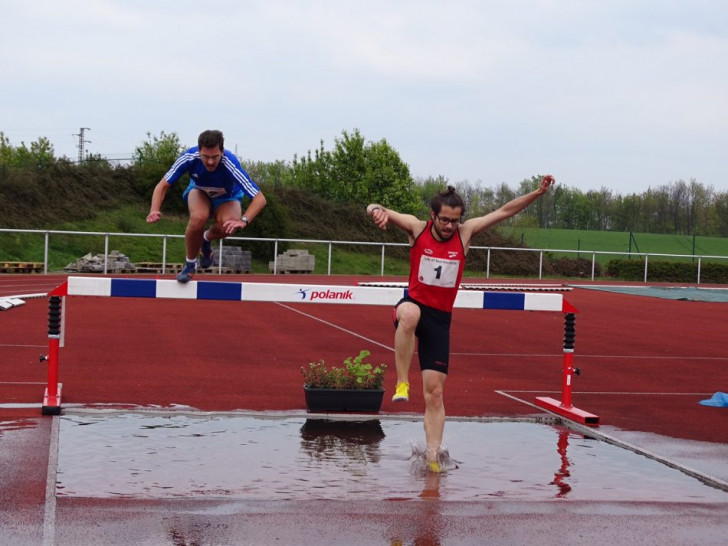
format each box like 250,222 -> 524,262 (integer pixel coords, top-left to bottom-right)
549,256 -> 602,278
606,259 -> 728,283
301,350 -> 386,390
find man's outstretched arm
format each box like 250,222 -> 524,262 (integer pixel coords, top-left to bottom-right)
366,203 -> 426,243
460,175 -> 555,243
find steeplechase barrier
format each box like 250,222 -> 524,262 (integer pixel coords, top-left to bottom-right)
42,276 -> 598,425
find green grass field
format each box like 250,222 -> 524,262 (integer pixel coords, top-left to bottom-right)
500,227 -> 728,265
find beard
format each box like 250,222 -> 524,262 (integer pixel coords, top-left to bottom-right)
431,222 -> 455,241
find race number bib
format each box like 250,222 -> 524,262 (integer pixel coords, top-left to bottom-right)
417,255 -> 459,288
195,185 -> 228,199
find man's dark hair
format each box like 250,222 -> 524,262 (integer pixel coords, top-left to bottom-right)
198,130 -> 225,151
430,186 -> 465,216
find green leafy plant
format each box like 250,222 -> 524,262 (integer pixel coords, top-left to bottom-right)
301,349 -> 386,390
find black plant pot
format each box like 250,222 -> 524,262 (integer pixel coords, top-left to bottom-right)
303,386 -> 384,413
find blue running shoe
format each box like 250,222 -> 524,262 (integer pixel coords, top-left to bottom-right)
176,262 -> 196,283
200,239 -> 214,269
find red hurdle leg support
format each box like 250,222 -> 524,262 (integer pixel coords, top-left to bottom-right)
560,350 -> 574,409
42,295 -> 63,415
535,312 -> 599,426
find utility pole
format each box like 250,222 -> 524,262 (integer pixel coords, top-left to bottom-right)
74,127 -> 91,162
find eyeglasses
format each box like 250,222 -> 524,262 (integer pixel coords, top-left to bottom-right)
436,215 -> 461,226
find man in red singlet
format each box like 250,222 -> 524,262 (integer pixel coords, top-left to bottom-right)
366,175 -> 555,472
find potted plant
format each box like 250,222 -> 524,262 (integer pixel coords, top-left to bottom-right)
301,349 -> 387,413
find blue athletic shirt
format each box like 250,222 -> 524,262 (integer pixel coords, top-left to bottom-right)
163,147 -> 260,200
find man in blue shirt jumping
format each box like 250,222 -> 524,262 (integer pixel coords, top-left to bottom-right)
147,130 -> 267,282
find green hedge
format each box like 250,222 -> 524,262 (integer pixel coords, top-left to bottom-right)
606,259 -> 728,283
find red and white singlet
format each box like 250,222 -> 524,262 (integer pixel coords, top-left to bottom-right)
407,221 -> 466,313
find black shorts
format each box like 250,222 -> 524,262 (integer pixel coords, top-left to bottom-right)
393,296 -> 452,374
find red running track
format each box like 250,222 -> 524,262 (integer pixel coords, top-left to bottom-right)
2,274 -> 727,443
2,274 -> 728,544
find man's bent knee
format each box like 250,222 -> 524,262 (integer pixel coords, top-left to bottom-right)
397,303 -> 420,329
424,391 -> 444,413
209,223 -> 232,239
187,215 -> 207,229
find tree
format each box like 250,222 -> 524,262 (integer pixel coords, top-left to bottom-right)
133,131 -> 184,167
131,131 -> 185,205
552,187 -> 592,230
611,193 -> 642,232
714,192 -> 728,237
242,159 -> 290,189
0,132 -> 57,168
587,187 -> 615,231
289,140 -> 333,198
416,175 -> 449,215
0,132 -> 12,165
516,177 -> 554,228
687,179 -> 712,235
289,129 -> 420,214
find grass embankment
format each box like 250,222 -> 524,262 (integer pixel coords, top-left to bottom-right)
3,168 -> 727,277
5,211 -> 728,276
0,195 -> 416,275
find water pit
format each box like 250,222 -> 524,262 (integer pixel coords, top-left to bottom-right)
56,413 -> 728,502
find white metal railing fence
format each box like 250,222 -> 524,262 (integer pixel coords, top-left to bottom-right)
1,227 -> 727,284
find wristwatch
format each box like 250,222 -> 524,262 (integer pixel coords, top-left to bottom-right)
241,215 -> 249,225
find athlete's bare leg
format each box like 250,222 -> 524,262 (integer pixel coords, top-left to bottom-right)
394,302 -> 420,386
184,190 -> 212,261
205,200 -> 242,241
422,369 -> 446,463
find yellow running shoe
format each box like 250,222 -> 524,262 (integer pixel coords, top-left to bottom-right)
392,382 -> 409,402
426,461 -> 443,474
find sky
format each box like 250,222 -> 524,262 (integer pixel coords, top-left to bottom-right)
2,0 -> 727,195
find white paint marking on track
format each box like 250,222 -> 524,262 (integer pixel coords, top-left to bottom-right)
501,389 -> 715,396
275,302 -> 394,352
42,415 -> 60,546
452,352 -> 728,361
495,390 -> 728,493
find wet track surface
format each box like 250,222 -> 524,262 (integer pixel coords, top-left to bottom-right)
2,275 -> 728,544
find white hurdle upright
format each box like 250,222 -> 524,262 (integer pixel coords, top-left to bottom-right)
42,276 -> 597,424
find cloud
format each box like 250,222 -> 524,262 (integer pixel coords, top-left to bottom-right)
2,0 -> 727,193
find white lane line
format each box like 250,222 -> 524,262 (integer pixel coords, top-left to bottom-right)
500,390 -> 715,395
495,390 -> 728,493
452,352 -> 728,360
275,302 -> 394,352
42,415 -> 60,546
272,304 -> 728,363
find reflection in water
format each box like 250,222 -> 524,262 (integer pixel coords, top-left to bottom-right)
167,519 -> 203,546
0,418 -> 38,436
389,461 -> 445,546
299,419 -> 385,475
551,428 -> 573,498
420,471 -> 441,500
417,471 -> 444,545
56,415 -> 728,503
